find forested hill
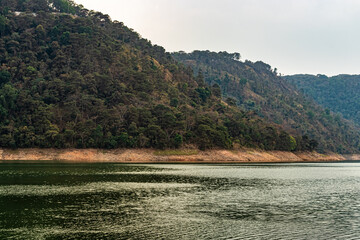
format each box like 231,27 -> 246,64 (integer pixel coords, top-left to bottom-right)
0,0 -> 309,151
284,74 -> 360,127
172,51 -> 360,153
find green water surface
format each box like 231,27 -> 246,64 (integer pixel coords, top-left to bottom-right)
1,162 -> 360,239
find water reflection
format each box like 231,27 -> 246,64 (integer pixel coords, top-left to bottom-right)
1,163 -> 360,239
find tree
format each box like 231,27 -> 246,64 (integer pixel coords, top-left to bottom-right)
196,87 -> 211,103
146,125 -> 167,149
196,70 -> 205,87
24,0 -> 49,12
289,135 -> 297,151
276,132 -> 297,151
170,98 -> 179,107
232,52 -> 241,61
0,83 -> 17,112
45,124 -> 60,147
92,125 -> 104,147
50,0 -> 77,14
0,15 -> 7,36
173,134 -> 183,148
35,24 -> 46,39
0,70 -> 10,85
226,97 -> 237,106
212,83 -> 221,98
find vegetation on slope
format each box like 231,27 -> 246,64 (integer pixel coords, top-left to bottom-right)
285,74 -> 360,126
173,51 -> 360,153
0,0 -> 308,151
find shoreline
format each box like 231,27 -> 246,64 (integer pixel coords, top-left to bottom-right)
0,148 -> 351,163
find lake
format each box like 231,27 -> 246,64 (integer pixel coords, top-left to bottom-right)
0,162 -> 360,239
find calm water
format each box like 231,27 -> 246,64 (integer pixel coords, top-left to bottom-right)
1,162 -> 360,239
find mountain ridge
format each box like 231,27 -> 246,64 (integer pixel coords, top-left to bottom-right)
0,0 -> 311,152
284,74 -> 360,127
173,50 -> 360,153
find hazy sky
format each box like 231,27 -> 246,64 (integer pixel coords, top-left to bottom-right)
75,0 -> 360,76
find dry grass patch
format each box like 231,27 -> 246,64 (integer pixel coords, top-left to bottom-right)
154,149 -> 199,156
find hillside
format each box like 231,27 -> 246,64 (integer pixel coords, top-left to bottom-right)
285,74 -> 360,126
173,51 -> 360,153
0,0 -> 306,151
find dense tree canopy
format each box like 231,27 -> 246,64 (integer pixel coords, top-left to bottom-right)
285,74 -> 360,127
173,51 -> 360,153
0,0 -> 307,151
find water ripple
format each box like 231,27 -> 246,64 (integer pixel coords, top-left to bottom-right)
1,163 -> 360,239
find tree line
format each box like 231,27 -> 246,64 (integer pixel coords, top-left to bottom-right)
0,0 -> 319,152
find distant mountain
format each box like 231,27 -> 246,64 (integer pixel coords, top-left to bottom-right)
284,74 -> 360,126
0,0 -> 306,151
173,51 -> 360,153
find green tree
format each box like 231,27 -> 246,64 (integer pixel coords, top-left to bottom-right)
146,125 -> 167,149
212,83 -> 221,98
173,134 -> 183,148
0,15 -> 7,36
0,70 -> 11,85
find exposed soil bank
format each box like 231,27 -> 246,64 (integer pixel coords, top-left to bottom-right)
0,148 -> 346,163
342,154 -> 360,161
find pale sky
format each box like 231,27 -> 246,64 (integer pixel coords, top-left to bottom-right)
75,0 -> 360,76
